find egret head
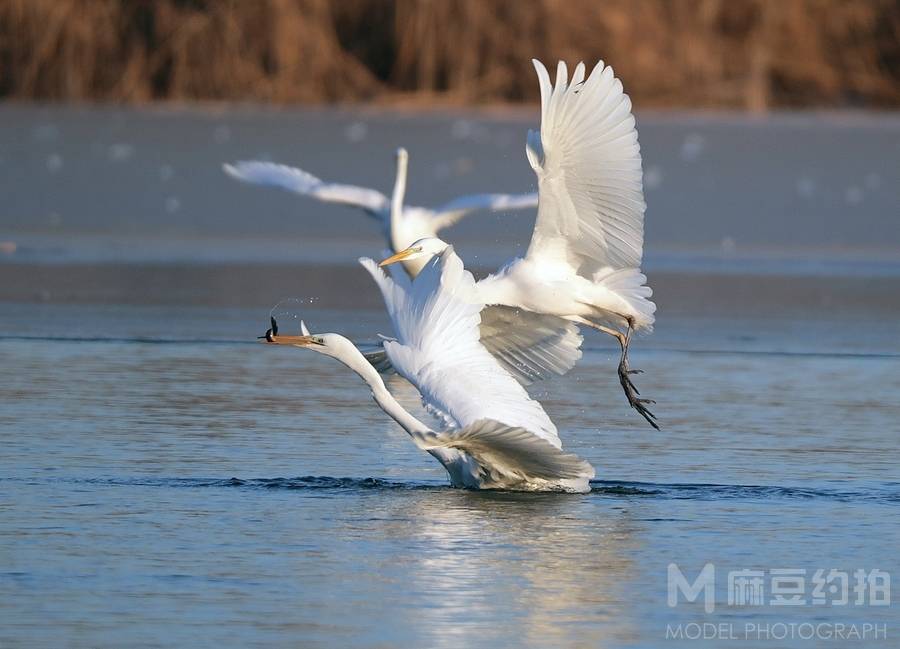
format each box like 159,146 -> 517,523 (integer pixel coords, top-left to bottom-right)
378,236 -> 449,268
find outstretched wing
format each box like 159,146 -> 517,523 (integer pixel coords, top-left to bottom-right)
412,419 -> 594,490
360,250 -> 560,447
525,59 -> 646,277
358,308 -> 583,385
363,257 -> 582,383
479,306 -> 582,385
430,192 -> 539,229
223,161 -> 390,217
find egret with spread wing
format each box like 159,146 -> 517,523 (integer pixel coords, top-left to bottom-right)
380,59 -> 658,428
261,248 -> 594,492
232,146 -> 584,388
224,148 -> 538,277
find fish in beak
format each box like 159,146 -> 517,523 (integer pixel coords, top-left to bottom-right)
258,317 -> 322,346
258,316 -> 279,341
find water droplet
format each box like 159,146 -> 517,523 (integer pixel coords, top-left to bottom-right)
451,119 -> 483,141
864,173 -> 881,190
107,142 -> 134,162
844,186 -> 863,205
33,124 -> 59,142
680,133 -> 705,162
644,165 -> 663,190
46,153 -> 63,173
344,122 -> 368,143
269,298 -> 310,335
433,162 -> 451,180
213,124 -> 232,144
796,176 -> 816,199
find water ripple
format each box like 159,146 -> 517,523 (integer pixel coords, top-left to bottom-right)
4,476 -> 898,503
592,480 -> 900,504
3,334 -> 900,360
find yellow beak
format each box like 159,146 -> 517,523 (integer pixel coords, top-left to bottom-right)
261,334 -> 319,346
379,247 -> 416,267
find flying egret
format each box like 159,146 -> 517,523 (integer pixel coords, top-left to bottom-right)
260,248 -> 594,492
379,59 -> 658,428
224,148 -> 538,277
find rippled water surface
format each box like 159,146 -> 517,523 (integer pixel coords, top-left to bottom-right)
1,107 -> 899,647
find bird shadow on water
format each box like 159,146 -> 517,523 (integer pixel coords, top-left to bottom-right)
8,476 -> 899,504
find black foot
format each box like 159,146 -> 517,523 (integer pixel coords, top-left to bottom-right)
618,357 -> 659,430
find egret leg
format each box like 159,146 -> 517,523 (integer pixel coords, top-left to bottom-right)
578,317 -> 658,430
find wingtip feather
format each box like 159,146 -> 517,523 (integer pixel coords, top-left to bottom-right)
358,256 -> 379,271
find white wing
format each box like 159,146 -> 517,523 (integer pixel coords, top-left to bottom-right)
479,306 -> 583,385
355,306 -> 583,385
412,419 -> 594,487
431,192 -> 539,229
525,59 -> 646,276
360,250 -> 561,447
223,161 -> 390,217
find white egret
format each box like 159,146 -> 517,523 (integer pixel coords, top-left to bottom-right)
231,149 -> 584,387
380,59 -> 658,428
224,148 -> 538,277
261,248 -> 594,492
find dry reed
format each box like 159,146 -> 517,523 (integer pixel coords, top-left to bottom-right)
1,0 -> 898,109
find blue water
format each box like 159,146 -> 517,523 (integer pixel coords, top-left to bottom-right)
1,107 -> 899,647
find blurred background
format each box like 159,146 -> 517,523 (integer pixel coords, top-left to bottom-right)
2,0 -> 899,110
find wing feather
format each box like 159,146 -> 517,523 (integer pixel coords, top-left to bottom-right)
525,59 -> 647,275
360,251 -> 561,447
430,192 -> 539,229
478,306 -> 582,385
224,161 -> 390,217
413,419 -> 594,487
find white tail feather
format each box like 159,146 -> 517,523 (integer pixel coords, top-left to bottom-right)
594,267 -> 656,329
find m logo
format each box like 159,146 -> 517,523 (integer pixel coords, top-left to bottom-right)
668,563 -> 716,613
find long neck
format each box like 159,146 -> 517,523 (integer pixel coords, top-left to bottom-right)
389,152 -> 408,251
337,341 -> 432,440
389,152 -> 425,278
333,339 -> 465,473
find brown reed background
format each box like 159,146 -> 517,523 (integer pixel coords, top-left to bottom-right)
1,0 -> 898,109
